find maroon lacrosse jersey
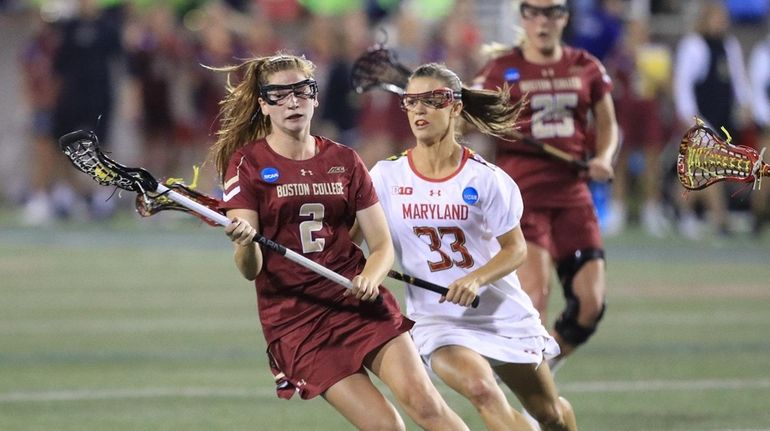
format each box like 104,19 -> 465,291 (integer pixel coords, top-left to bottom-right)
220,136 -> 409,346
475,46 -> 612,208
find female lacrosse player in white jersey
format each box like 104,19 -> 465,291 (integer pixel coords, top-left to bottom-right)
368,63 -> 578,431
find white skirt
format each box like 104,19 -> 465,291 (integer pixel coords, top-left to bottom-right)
413,322 -> 560,369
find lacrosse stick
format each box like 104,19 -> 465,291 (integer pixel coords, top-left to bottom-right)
136,182 -> 480,308
60,130 -> 479,307
135,180 -> 221,226
59,129 -> 354,291
678,118 -> 769,191
350,45 -> 588,170
351,44 -> 411,96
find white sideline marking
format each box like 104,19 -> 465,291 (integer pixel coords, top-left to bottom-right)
2,378 -> 770,403
560,378 -> 770,393
2,311 -> 767,335
0,387 -> 270,403
0,318 -> 255,334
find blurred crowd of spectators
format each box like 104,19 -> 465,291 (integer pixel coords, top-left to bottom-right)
9,0 -> 770,240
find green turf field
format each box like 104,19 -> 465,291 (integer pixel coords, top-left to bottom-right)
1,210 -> 769,430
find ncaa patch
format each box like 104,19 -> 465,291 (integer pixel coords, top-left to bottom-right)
462,187 -> 479,205
504,67 -> 520,83
261,167 -> 280,183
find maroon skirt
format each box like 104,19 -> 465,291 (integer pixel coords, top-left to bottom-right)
266,290 -> 413,400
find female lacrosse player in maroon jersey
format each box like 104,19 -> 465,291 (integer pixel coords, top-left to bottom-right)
209,54 -> 468,431
474,0 -> 619,370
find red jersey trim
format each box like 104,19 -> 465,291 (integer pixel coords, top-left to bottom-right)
407,146 -> 471,183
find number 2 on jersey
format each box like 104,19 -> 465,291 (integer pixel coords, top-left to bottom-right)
299,203 -> 325,253
413,226 -> 474,272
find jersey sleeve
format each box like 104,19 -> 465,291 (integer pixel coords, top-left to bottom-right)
368,162 -> 385,200
588,54 -> 614,104
349,151 -> 379,212
473,59 -> 501,90
483,168 -> 524,238
220,151 -> 259,212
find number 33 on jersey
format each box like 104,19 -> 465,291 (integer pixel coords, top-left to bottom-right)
370,147 -> 524,293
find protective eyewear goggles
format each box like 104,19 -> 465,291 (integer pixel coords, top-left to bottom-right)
400,88 -> 462,111
260,79 -> 318,105
519,2 -> 569,20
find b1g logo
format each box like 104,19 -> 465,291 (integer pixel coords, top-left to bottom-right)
393,186 -> 413,195
261,167 -> 280,183
462,187 -> 479,205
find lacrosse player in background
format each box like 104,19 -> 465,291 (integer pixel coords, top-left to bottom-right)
208,53 -> 469,431
473,0 -> 618,372
367,62 -> 578,431
52,0 -> 123,219
673,0 -> 752,240
19,13 -> 60,225
745,21 -> 770,235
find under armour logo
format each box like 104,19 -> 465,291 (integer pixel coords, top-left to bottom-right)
300,169 -> 313,176
429,190 -> 442,197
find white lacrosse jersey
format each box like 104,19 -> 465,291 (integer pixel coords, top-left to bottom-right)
370,147 -> 556,363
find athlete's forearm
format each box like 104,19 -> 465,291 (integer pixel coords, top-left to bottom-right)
592,93 -> 618,165
355,203 -> 395,286
359,245 -> 394,287
234,243 -> 262,281
468,245 -> 526,286
225,211 -> 262,281
469,227 -> 527,286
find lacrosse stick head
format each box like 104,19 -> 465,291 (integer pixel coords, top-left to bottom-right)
135,182 -> 221,226
677,120 -> 769,190
351,45 -> 411,96
59,130 -> 159,193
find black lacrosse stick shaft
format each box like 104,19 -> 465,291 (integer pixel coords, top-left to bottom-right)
388,270 -> 480,308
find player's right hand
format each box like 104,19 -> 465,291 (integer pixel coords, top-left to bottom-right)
588,157 -> 614,183
225,217 -> 257,246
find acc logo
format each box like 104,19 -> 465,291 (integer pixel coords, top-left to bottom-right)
462,187 -> 479,205
504,67 -> 520,83
392,186 -> 413,195
261,167 -> 280,183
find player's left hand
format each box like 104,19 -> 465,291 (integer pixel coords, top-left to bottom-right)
442,276 -> 479,307
347,275 -> 380,302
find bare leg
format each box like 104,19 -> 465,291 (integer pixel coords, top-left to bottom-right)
367,333 -> 469,431
518,242 -> 553,324
323,370 -> 405,431
640,146 -> 672,236
552,259 -> 606,358
23,133 -> 57,224
430,345 -> 536,431
704,184 -> 728,234
495,361 -> 578,431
